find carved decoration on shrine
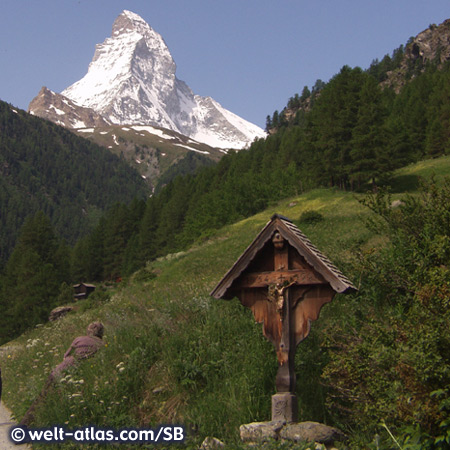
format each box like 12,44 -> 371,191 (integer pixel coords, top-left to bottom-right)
210,214 -> 356,422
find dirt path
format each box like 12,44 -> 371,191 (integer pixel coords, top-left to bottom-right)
0,401 -> 31,449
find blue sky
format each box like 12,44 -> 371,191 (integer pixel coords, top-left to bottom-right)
1,0 -> 449,128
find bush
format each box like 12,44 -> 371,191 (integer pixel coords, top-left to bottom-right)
322,178 -> 450,444
299,210 -> 324,224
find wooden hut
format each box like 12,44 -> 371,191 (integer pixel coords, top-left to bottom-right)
73,283 -> 96,300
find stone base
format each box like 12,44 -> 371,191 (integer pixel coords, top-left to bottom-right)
239,421 -> 285,444
240,421 -> 347,447
271,392 -> 298,422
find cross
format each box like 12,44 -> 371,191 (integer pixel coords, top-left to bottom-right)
236,231 -> 329,421
210,214 -> 356,423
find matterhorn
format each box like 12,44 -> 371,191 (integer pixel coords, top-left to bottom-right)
29,10 -> 265,149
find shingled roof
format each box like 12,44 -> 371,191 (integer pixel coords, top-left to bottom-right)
210,214 -> 357,299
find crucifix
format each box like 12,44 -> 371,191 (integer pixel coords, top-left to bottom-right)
211,214 -> 356,423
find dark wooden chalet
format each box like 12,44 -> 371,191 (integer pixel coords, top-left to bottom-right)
73,283 -> 96,300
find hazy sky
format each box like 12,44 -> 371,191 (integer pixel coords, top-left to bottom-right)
1,0 -> 449,128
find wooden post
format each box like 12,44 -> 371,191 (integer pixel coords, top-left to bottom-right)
271,232 -> 298,422
272,287 -> 298,422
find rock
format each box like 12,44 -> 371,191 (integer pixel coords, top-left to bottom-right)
29,87 -> 110,129
280,422 -> 347,445
239,421 -> 346,446
199,436 -> 225,449
239,421 -> 285,443
390,199 -> 404,208
49,306 -> 74,322
381,19 -> 450,92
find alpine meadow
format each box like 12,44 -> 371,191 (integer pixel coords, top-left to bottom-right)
1,16 -> 450,450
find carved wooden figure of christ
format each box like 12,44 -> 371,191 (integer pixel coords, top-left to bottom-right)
211,215 -> 356,423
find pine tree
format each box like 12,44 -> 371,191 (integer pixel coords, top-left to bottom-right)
310,66 -> 367,188
350,76 -> 391,188
0,212 -> 70,341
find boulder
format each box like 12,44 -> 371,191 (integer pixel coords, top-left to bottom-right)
239,420 -> 346,446
280,422 -> 347,445
49,306 -> 74,322
239,421 -> 285,443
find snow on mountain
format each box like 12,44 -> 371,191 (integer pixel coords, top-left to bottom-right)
57,10 -> 265,149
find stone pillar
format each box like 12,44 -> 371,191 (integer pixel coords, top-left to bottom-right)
271,392 -> 298,422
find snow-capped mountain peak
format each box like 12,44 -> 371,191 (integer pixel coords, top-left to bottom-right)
48,10 -> 265,149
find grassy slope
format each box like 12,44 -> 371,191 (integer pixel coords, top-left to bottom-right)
1,155 -> 450,448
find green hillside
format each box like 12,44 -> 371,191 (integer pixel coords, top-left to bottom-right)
2,156 -> 450,449
0,101 -> 149,264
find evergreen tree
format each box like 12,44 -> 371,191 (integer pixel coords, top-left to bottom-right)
425,69 -> 450,156
350,76 -> 391,188
309,66 -> 367,188
0,212 -> 70,342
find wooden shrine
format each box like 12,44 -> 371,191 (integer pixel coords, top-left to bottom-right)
210,214 -> 356,423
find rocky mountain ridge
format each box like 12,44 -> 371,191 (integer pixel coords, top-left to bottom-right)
28,10 -> 265,150
29,87 -> 111,128
381,18 -> 450,92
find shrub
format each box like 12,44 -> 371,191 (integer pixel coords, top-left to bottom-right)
322,178 -> 450,444
299,210 -> 324,224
